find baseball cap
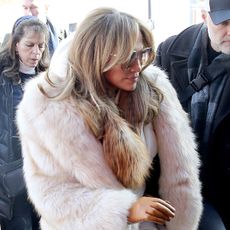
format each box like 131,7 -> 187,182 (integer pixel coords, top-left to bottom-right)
207,0 -> 230,25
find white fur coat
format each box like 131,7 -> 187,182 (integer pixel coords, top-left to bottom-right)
16,37 -> 202,230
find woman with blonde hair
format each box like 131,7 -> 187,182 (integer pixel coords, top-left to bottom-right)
16,7 -> 202,230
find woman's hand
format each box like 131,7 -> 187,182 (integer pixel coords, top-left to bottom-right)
128,196 -> 175,225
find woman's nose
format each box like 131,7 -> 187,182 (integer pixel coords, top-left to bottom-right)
129,58 -> 142,72
32,45 -> 40,54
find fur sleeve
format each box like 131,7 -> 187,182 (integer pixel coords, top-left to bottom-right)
16,75 -> 137,230
144,66 -> 203,230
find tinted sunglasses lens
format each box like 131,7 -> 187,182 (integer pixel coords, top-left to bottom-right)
141,48 -> 152,66
127,51 -> 137,67
124,48 -> 152,69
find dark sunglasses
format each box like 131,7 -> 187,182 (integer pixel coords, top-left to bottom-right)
122,47 -> 153,70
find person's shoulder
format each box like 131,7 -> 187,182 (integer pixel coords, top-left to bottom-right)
143,65 -> 170,86
163,23 -> 204,44
46,17 -> 55,28
17,72 -> 86,133
158,23 -> 204,52
0,50 -> 10,71
46,17 -> 58,34
23,73 -> 42,92
143,65 -> 178,96
20,73 -> 46,109
144,64 -> 166,76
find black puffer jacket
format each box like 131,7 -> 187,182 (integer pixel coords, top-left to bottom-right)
0,66 -> 38,230
0,69 -> 25,220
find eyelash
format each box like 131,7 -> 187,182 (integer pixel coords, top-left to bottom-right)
26,44 -> 45,49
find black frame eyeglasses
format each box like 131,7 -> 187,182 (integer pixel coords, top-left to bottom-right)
122,47 -> 153,70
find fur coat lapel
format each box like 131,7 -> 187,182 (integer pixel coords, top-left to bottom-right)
145,66 -> 202,229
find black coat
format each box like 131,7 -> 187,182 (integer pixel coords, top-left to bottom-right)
0,71 -> 25,218
0,67 -> 39,229
154,23 -> 230,227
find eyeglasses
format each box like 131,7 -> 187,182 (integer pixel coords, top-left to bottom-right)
122,47 -> 153,70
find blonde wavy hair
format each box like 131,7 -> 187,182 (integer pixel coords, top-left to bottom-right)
42,7 -> 163,189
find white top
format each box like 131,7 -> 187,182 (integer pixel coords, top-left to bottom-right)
19,60 -> 35,74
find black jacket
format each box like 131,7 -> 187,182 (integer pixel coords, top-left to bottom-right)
0,72 -> 24,217
154,23 -> 230,227
0,67 -> 39,229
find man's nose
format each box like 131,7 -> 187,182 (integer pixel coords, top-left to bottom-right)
128,58 -> 142,73
24,9 -> 32,16
225,20 -> 230,36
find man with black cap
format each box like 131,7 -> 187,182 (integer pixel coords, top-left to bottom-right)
153,0 -> 230,229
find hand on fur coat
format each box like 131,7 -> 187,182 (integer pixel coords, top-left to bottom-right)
128,196 -> 175,225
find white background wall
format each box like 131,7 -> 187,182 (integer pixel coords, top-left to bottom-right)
152,0 -> 192,45
48,0 -> 149,28
0,0 -> 203,47
0,0 -> 22,42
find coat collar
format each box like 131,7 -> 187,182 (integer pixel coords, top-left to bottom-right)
168,23 -> 205,58
164,24 -> 206,93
